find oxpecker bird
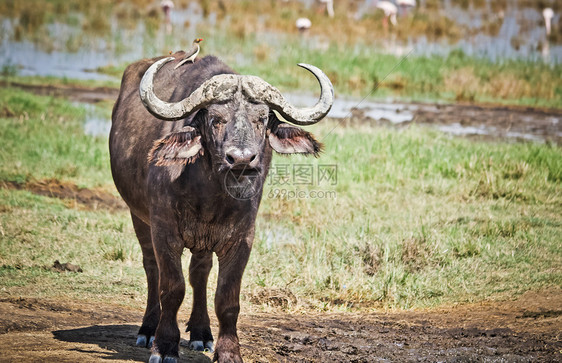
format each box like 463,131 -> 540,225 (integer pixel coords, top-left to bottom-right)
174,38 -> 203,69
160,0 -> 174,34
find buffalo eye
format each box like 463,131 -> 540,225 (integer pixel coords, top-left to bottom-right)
210,116 -> 225,129
256,115 -> 268,131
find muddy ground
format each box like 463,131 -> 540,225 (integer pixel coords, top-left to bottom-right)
356,102 -> 561,144
3,80 -> 562,144
0,289 -> 560,362
0,179 -> 126,212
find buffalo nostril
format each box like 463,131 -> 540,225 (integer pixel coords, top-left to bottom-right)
226,148 -> 257,165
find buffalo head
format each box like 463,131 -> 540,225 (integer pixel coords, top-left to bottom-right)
139,57 -> 334,199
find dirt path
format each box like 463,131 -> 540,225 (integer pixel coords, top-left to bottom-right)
1,289 -> 560,362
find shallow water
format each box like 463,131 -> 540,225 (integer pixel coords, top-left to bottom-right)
0,0 -> 560,82
285,92 -> 416,124
79,103 -> 111,137
285,91 -> 561,143
357,0 -> 561,62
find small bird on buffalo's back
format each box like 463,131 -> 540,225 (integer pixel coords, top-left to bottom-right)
174,38 -> 203,69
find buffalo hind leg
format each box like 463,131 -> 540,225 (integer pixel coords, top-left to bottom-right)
214,243 -> 251,363
186,251 -> 214,352
131,214 -> 160,348
149,221 -> 185,362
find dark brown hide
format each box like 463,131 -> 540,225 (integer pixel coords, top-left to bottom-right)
110,54 -> 325,363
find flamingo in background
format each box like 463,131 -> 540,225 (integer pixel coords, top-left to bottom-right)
543,8 -> 554,36
317,0 -> 335,18
355,0 -> 416,28
377,1 -> 398,29
397,0 -> 416,16
542,8 -> 554,60
296,17 -> 312,34
160,0 -> 174,21
160,0 -> 174,34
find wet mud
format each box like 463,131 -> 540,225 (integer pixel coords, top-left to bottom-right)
1,179 -> 126,212
7,81 -> 560,144
0,81 -> 119,104
0,289 -> 560,362
342,102 -> 562,144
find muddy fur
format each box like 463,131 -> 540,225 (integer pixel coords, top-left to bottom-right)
148,127 -> 204,166
269,123 -> 323,156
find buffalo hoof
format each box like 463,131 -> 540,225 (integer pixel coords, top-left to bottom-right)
189,340 -> 214,353
136,335 -> 155,348
148,354 -> 178,363
136,335 -> 147,347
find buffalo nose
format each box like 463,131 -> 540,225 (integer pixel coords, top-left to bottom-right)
225,148 -> 258,165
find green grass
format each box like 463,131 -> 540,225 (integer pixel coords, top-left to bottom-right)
202,36 -> 562,108
250,123 -> 562,309
0,88 -> 110,187
0,189 -> 144,303
0,88 -> 560,310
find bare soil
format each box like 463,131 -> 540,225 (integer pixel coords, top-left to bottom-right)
0,289 -> 560,362
1,179 -> 126,212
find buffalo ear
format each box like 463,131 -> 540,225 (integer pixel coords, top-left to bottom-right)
269,124 -> 323,156
148,126 -> 203,166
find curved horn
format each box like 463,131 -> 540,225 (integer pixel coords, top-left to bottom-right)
140,59 -> 334,125
139,57 -> 239,121
241,63 -> 334,126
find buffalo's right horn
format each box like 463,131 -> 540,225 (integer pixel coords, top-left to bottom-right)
139,57 -> 240,121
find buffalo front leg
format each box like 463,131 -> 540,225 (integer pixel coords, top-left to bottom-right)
186,251 -> 214,352
214,243 -> 251,363
149,221 -> 186,362
131,213 -> 160,348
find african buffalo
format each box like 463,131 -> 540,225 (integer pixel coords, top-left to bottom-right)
109,52 -> 333,362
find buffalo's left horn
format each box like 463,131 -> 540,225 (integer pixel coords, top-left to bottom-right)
240,64 -> 334,126
139,58 -> 334,125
